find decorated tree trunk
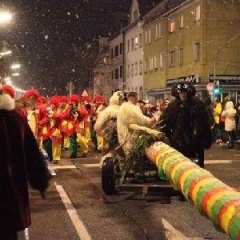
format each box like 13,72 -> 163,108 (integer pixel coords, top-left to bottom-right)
145,141 -> 240,240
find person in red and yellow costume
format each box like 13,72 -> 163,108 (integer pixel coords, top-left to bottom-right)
59,96 -> 71,150
67,94 -> 80,158
37,96 -> 54,162
15,95 -> 28,117
48,95 -> 62,164
22,88 -> 40,138
81,94 -> 92,141
76,101 -> 89,157
92,94 -> 106,153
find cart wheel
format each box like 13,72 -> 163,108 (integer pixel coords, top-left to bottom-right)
102,157 -> 120,195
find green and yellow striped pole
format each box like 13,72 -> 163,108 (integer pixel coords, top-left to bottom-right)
146,141 -> 240,240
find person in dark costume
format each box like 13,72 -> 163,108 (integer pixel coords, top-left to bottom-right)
0,84 -> 51,239
161,82 -> 212,168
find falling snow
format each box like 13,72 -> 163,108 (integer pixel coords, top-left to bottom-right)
1,0 -> 131,96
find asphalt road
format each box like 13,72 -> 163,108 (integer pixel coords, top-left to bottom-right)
18,142 -> 240,240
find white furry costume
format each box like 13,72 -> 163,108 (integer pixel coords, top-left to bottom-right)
117,101 -> 152,156
94,91 -> 124,167
221,101 -> 237,131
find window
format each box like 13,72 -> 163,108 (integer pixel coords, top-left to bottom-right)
127,40 -> 130,52
133,10 -> 138,22
148,29 -> 151,43
156,23 -> 162,39
131,63 -> 134,77
111,70 -> 114,80
120,65 -> 123,78
135,62 -> 138,76
179,48 -> 183,65
194,43 -> 200,60
111,48 -> 113,58
114,45 -> 119,57
144,59 -> 148,72
169,50 -> 175,67
195,5 -> 201,21
179,14 -> 184,28
159,53 -> 164,68
115,68 -> 119,79
139,33 -> 143,48
139,60 -> 143,75
127,64 -> 130,77
134,36 -> 138,50
154,55 -> 158,69
131,38 -> 134,51
120,43 -> 123,54
145,28 -> 151,44
169,20 -> 175,33
149,57 -> 154,71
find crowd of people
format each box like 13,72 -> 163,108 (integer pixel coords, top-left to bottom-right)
0,84 -> 51,239
1,82 -> 239,168
213,96 -> 240,149
1,81 -> 240,238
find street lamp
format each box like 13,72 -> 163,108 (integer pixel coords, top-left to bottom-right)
213,32 -> 240,96
0,11 -> 13,25
11,63 -> 20,70
12,72 -> 20,77
0,49 -> 12,56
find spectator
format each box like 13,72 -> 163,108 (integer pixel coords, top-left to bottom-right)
154,98 -> 166,121
0,85 -> 51,239
221,100 -> 237,149
161,82 -> 212,168
213,97 -> 223,143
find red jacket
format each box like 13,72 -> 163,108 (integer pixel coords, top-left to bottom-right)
0,93 -> 50,237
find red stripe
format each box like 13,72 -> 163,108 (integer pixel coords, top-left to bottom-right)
189,175 -> 212,200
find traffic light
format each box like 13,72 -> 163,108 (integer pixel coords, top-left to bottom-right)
214,86 -> 220,95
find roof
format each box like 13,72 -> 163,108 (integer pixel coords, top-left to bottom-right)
143,0 -> 188,24
138,0 -> 164,17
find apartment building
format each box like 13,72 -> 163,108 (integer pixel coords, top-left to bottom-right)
122,0 -> 162,99
109,33 -> 124,92
93,37 -> 112,100
143,0 -> 240,101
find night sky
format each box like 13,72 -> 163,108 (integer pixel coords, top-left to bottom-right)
0,0 -> 130,96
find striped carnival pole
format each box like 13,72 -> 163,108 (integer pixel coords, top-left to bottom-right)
145,141 -> 240,240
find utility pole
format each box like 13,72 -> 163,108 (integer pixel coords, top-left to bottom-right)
65,81 -> 75,96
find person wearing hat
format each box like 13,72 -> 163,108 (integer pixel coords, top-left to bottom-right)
0,84 -> 51,239
48,95 -> 63,164
91,94 -> 106,153
59,96 -> 71,150
20,88 -> 40,138
81,95 -> 92,141
117,91 -> 156,156
161,82 -> 212,169
94,91 -> 125,167
2,84 -> 15,99
67,94 -> 81,158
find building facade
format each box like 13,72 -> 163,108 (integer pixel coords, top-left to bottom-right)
93,37 -> 112,100
109,33 -> 124,92
143,0 -> 240,102
93,0 -> 240,103
122,0 -> 144,99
